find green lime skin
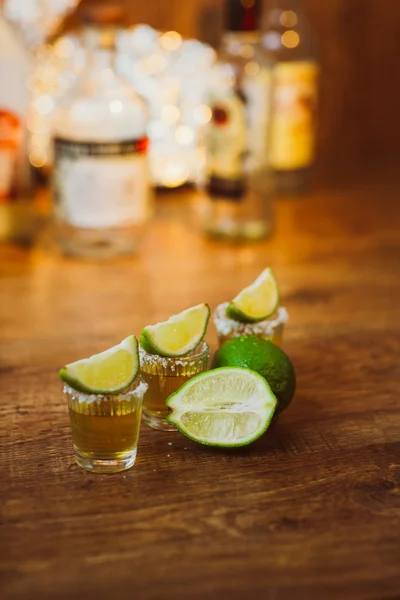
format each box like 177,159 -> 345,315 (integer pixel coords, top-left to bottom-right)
225,298 -> 279,323
212,336 -> 296,413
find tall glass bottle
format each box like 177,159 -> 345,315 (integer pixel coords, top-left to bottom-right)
0,14 -> 32,199
261,0 -> 319,194
204,0 -> 274,241
52,5 -> 152,258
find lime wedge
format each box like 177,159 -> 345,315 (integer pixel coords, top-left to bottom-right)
226,268 -> 279,323
166,367 -> 277,447
140,303 -> 210,357
59,335 -> 139,394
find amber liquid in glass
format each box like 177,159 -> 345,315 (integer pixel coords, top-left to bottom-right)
140,373 -> 189,421
68,398 -> 141,460
140,342 -> 209,431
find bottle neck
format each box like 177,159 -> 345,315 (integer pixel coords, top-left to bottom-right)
266,0 -> 304,10
263,0 -> 304,28
82,26 -> 117,69
261,0 -> 316,60
224,0 -> 262,33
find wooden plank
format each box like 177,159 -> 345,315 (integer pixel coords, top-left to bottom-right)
1,174 -> 400,599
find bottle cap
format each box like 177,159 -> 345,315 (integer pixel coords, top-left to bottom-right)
224,0 -> 262,32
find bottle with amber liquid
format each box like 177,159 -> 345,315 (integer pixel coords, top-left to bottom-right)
52,4 -> 152,258
204,0 -> 274,241
261,0 -> 319,194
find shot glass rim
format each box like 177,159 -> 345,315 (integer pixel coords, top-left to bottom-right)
63,377 -> 148,405
213,302 -> 289,337
139,340 -> 209,368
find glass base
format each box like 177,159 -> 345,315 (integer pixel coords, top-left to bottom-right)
142,411 -> 177,432
74,448 -> 137,473
55,220 -> 142,259
273,167 -> 311,195
204,196 -> 273,241
205,217 -> 272,242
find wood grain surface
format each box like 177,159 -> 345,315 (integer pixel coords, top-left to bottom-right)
1,176 -> 400,600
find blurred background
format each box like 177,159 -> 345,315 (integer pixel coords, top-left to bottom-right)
1,0 -> 400,252
55,0 -> 400,174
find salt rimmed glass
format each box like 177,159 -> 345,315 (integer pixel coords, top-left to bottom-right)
64,378 -> 148,473
139,341 -> 210,431
213,302 -> 288,347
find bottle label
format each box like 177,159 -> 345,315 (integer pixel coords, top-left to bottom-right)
53,137 -> 150,229
0,110 -> 22,200
270,61 -> 318,170
207,92 -> 247,199
243,66 -> 272,173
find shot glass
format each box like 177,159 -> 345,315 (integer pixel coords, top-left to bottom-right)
64,378 -> 148,473
213,302 -> 288,347
139,341 -> 210,431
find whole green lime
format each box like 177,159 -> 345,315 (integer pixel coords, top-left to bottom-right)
212,336 -> 296,412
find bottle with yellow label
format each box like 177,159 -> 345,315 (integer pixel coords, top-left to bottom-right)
204,0 -> 274,241
261,0 -> 318,194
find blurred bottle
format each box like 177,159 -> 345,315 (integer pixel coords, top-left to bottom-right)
203,0 -> 274,241
0,14 -> 32,200
52,4 -> 152,258
261,0 -> 319,194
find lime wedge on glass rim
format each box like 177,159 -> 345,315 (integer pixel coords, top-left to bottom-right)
166,367 -> 277,447
140,303 -> 210,357
226,268 -> 279,323
59,335 -> 139,394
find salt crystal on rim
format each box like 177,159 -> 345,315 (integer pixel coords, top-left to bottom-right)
213,302 -> 289,337
63,380 -> 148,405
139,341 -> 208,367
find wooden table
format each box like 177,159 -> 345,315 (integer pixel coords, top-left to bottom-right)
1,176 -> 400,600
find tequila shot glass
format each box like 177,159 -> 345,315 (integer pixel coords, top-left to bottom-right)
213,302 -> 288,347
65,378 -> 148,473
139,341 -> 210,431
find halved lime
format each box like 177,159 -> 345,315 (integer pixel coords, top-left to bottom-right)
59,335 -> 139,394
140,303 -> 210,357
226,268 -> 279,323
166,367 -> 277,447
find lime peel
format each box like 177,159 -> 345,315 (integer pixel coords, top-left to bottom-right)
226,268 -> 280,323
212,336 -> 296,413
